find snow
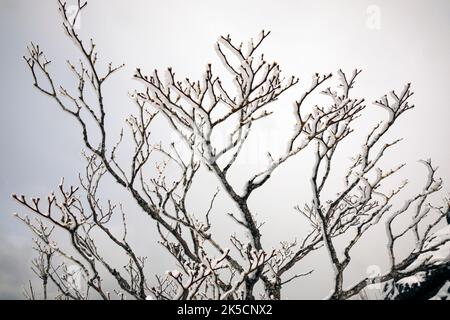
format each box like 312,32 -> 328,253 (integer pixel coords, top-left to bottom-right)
268,276 -> 278,284
384,225 -> 450,300
211,248 -> 230,268
397,272 -> 426,287
171,270 -> 181,278
50,241 -> 58,249
430,281 -> 450,300
405,225 -> 450,272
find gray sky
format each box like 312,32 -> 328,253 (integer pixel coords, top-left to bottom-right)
0,0 -> 449,299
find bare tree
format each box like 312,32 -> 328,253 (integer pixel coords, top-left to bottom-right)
14,0 -> 450,300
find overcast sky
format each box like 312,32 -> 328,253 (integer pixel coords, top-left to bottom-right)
0,0 -> 449,299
